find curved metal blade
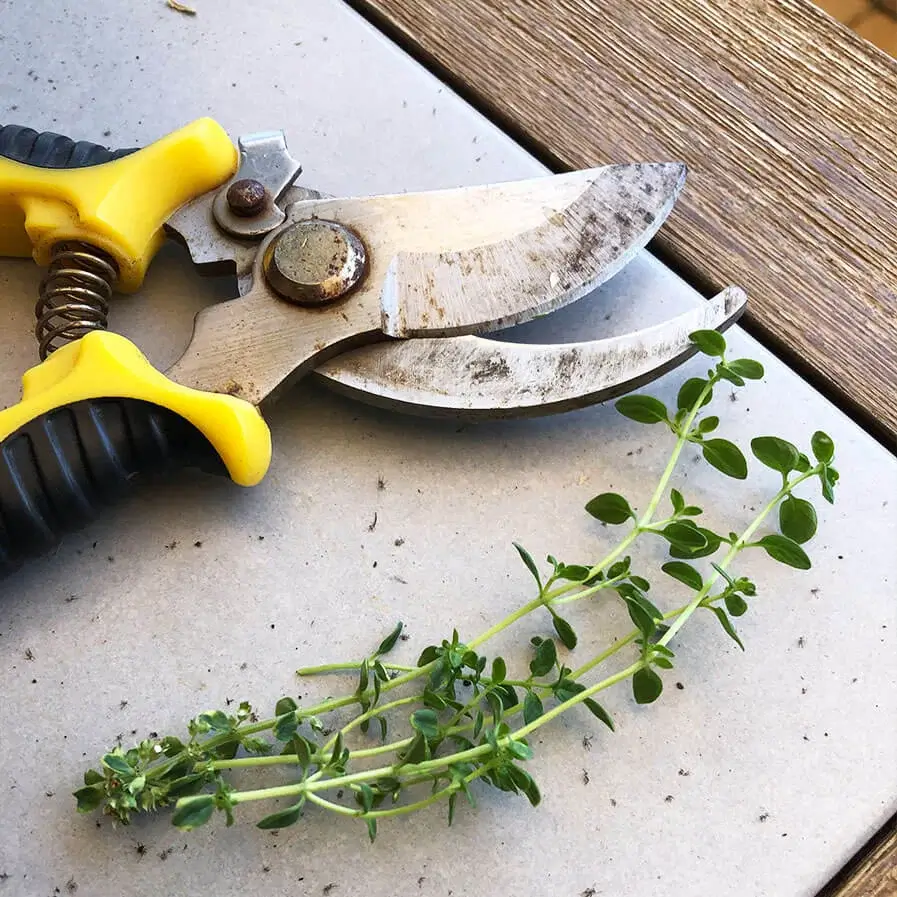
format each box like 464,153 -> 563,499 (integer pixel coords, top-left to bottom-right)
312,287 -> 747,419
286,162 -> 686,337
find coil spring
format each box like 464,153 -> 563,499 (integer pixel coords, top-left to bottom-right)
35,241 -> 118,360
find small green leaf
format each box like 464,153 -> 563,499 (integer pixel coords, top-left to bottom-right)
506,739 -> 534,761
491,657 -> 507,684
513,542 -> 542,590
402,732 -> 429,764
726,358 -> 764,380
375,621 -> 404,656
677,378 -> 712,411
83,769 -> 104,786
520,772 -> 541,807
619,584 -> 662,621
529,638 -> 557,677
661,561 -> 704,590
702,439 -> 748,479
709,606 -> 745,650
523,691 -> 544,724
724,594 -> 748,617
751,436 -> 800,475
101,754 -> 133,777
583,698 -> 615,731
198,710 -> 232,732
554,678 -> 586,702
356,659 -> 370,695
274,696 -> 297,716
127,775 -> 146,795
172,795 -> 215,831
212,738 -> 239,761
166,773 -> 208,798
358,783 -> 375,812
257,800 -> 305,830
496,683 -> 519,710
717,367 -> 745,386
681,505 -> 703,516
668,527 -> 722,560
821,466 -> 837,504
632,667 -> 663,704
448,791 -> 457,826
410,708 -> 440,739
653,657 -> 674,669
690,329 -> 726,356
366,818 -> 377,843
102,754 -> 134,778
622,596 -> 656,639
697,415 -> 720,435
485,692 -> 503,725
418,645 -> 439,666
607,556 -> 632,579
73,784 -> 104,813
615,394 -> 669,424
423,689 -> 447,710
629,575 -> 651,592
274,711 -> 299,742
553,615 -> 578,650
473,710 -> 484,739
779,496 -> 817,544
293,735 -> 313,768
329,733 -> 344,768
461,650 -> 479,669
756,534 -> 811,570
376,776 -> 402,795
811,431 -> 835,464
160,736 -> 185,757
557,564 -> 591,582
670,488 -> 685,513
662,523 -> 709,551
584,492 -> 635,525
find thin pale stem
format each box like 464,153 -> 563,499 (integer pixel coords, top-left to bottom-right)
296,661 -> 415,676
362,764 -> 494,820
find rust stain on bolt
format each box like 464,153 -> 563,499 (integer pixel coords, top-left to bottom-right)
226,179 -> 267,217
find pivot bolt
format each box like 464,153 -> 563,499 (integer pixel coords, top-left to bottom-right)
264,219 -> 367,306
226,178 -> 268,217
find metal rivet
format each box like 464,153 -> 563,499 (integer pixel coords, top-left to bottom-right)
226,178 -> 268,217
263,219 -> 367,306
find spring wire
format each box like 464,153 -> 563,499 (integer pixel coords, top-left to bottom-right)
35,241 -> 118,360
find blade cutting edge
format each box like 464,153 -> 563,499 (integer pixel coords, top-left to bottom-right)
313,287 -> 747,419
284,162 -> 686,337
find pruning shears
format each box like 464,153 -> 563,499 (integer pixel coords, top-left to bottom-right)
0,117 -> 745,576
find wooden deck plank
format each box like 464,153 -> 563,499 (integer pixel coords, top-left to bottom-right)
353,0 -> 897,445
817,816 -> 897,897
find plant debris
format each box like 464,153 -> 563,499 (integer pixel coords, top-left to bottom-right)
166,0 -> 196,14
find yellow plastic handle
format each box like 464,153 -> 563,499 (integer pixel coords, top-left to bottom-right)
0,118 -> 238,290
0,331 -> 272,486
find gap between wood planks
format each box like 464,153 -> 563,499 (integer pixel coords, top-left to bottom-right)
346,0 -> 897,452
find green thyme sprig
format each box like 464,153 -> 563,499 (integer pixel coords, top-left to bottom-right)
74,331 -> 839,842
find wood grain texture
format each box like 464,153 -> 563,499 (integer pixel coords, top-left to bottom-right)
818,818 -> 897,897
356,0 -> 897,445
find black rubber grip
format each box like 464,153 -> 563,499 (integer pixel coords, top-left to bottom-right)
0,399 -> 227,576
0,124 -> 137,168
